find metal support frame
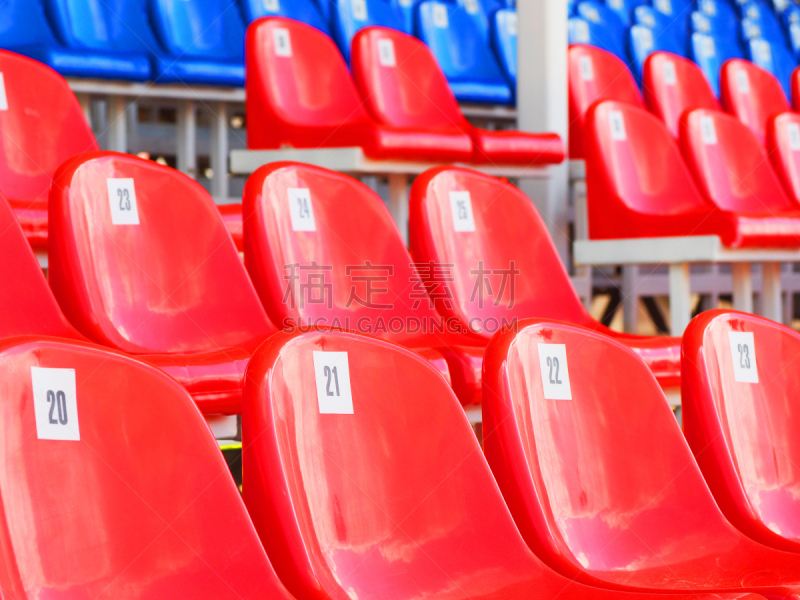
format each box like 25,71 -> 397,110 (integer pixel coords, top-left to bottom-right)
210,101 -> 229,200
107,96 -> 129,153
177,100 -> 197,178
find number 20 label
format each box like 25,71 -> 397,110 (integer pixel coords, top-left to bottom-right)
728,331 -> 758,383
106,178 -> 140,225
31,367 -> 80,440
537,343 -> 572,400
313,351 -> 354,414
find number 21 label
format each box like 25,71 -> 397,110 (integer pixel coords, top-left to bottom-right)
728,331 -> 758,383
537,343 -> 572,400
106,178 -> 140,225
31,367 -> 80,440
313,351 -> 354,414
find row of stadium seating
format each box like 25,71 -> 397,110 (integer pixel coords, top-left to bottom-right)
1,0 -> 517,104
568,0 -> 800,97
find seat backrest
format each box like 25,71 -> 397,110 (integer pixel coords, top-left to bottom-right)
742,0 -> 787,42
748,36 -> 795,98
331,0 -> 403,61
0,336 -> 293,599
691,32 -> 744,96
48,151 -> 275,355
636,4 -> 688,46
482,319 -> 740,579
350,26 -> 468,130
0,192 -> 84,341
238,0 -> 330,34
491,8 -> 517,83
679,108 -> 796,213
607,0 -> 647,25
389,0 -> 417,33
568,44 -> 644,158
0,50 -> 98,208
643,51 -> 720,138
409,167 -> 596,337
245,17 -> 373,150
43,0 -> 116,51
653,0 -> 694,30
682,309 -> 800,550
767,111 -> 800,204
242,329 -> 545,600
584,100 -> 713,237
628,24 -> 686,82
698,0 -> 740,31
243,163 -> 441,341
720,58 -> 790,146
149,0 -> 245,60
0,0 -> 60,48
569,1 -> 628,62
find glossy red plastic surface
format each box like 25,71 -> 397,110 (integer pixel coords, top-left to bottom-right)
0,336 -> 293,599
682,309 -> 800,553
246,17 -> 475,162
482,318 -> 800,595
351,26 -> 564,165
48,151 -> 277,414
679,109 -> 800,246
568,44 -> 644,158
792,69 -> 800,111
242,162 -> 484,405
585,100 -> 798,247
218,202 -> 244,251
767,112 -> 800,206
409,166 -> 680,389
720,59 -> 791,147
0,50 -> 98,250
242,328 -> 762,600
643,51 -> 720,139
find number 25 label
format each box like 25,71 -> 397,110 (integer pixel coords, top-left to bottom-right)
728,331 -> 758,383
537,343 -> 572,400
106,178 -> 139,225
31,367 -> 80,441
313,351 -> 354,414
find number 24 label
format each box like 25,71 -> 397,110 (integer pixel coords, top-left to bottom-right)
313,351 -> 354,414
728,331 -> 758,383
537,344 -> 572,400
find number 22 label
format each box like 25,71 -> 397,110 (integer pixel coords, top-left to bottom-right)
313,351 -> 354,413
537,343 -> 572,400
728,331 -> 758,383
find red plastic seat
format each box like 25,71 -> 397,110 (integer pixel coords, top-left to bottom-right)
482,318 -> 800,595
0,50 -> 98,251
351,27 -> 563,165
792,68 -> 800,111
643,51 -> 721,139
218,202 -> 244,251
586,100 -> 798,247
0,336 -> 294,599
568,44 -> 644,158
242,327 -> 761,600
767,112 -> 800,205
48,151 -> 278,415
682,310 -> 800,553
0,189 -> 85,341
679,108 -> 800,246
408,166 -> 680,389
246,17 -> 473,162
242,161 -> 485,405
720,59 -> 791,147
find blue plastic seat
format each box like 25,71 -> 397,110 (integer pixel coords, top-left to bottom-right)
569,2 -> 629,62
788,19 -> 800,58
332,0 -> 404,61
148,0 -> 246,86
491,8 -> 517,86
390,0 -> 418,33
652,0 -> 694,35
604,0 -> 647,25
238,0 -> 330,34
691,31 -> 744,95
634,5 -> 690,53
415,0 -> 512,104
741,1 -> 790,46
629,23 -> 687,82
0,0 -> 150,81
783,4 -> 800,26
698,0 -> 740,31
455,0 -> 504,41
691,10 -> 714,32
748,36 -> 796,97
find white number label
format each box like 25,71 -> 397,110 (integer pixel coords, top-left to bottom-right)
399,0 -> 412,6
288,188 -> 316,231
432,3 -> 449,27
0,73 -> 8,111
663,59 -> 677,85
449,191 -> 475,232
702,35 -> 716,56
736,68 -> 750,93
700,115 -> 718,144
655,0 -> 671,13
579,55 -> 594,80
352,0 -> 368,20
609,0 -> 623,9
463,0 -> 479,14
378,38 -> 396,66
313,352 -> 354,414
106,178 -> 139,225
537,344 -> 572,400
609,110 -> 627,140
752,39 -> 771,65
573,19 -> 590,43
728,331 -> 758,383
263,0 -> 280,11
505,12 -> 517,35
273,28 -> 292,57
788,122 -> 800,151
701,0 -> 716,15
637,26 -> 654,51
31,367 -> 80,441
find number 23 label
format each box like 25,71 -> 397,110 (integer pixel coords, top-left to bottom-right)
106,178 -> 140,225
313,351 -> 354,414
537,344 -> 572,400
728,331 -> 758,383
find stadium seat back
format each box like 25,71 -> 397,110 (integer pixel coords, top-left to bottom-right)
643,51 -> 720,138
243,162 -> 438,329
491,8 -> 517,84
768,111 -> 800,203
48,152 -> 274,354
0,50 -> 97,220
569,1 -> 628,62
748,37 -> 795,98
720,58 -> 790,146
389,0 -> 418,33
699,0 -> 740,31
238,0 -> 330,33
742,1 -> 787,42
455,0 -> 502,40
149,0 -> 245,60
568,44 -> 644,158
0,0 -> 60,47
43,0 -> 115,50
332,0 -> 403,61
691,32 -> 743,96
679,108 -> 796,213
607,0 -> 647,24
409,167 -> 595,329
242,329 -> 543,600
0,337 -> 293,599
351,27 -> 467,129
682,310 -> 800,550
629,23 -> 686,82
